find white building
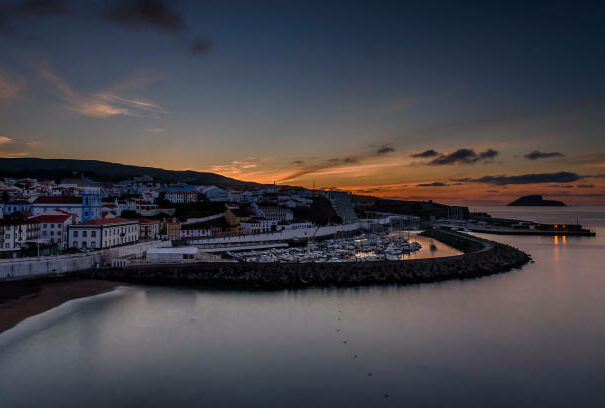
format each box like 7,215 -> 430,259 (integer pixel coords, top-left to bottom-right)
276,220 -> 315,231
254,204 -> 293,222
28,213 -> 73,248
67,217 -> 140,250
138,218 -> 161,240
164,186 -> 198,204
203,186 -> 229,202
239,217 -> 278,234
146,247 -> 198,262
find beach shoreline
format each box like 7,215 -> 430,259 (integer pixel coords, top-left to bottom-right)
0,278 -> 120,335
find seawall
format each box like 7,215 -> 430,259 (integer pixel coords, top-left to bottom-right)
0,240 -> 171,281
78,229 -> 532,289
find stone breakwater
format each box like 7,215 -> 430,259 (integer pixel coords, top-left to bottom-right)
78,230 -> 531,289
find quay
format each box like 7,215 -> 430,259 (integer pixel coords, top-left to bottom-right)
463,226 -> 596,236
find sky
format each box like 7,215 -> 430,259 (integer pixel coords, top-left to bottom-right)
0,0 -> 604,205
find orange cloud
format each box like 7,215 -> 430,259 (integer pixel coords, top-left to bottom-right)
36,63 -> 165,119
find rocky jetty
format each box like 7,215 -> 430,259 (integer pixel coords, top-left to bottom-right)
78,229 -> 531,289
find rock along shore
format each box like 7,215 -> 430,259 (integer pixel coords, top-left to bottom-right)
77,229 -> 531,289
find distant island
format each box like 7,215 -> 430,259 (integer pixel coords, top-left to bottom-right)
507,195 -> 566,206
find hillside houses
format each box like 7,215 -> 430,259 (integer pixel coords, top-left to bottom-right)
0,174 -> 360,256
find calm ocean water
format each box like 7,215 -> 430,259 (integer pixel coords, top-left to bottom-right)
1,207 -> 604,407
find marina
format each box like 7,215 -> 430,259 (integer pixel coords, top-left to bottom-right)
227,233 -> 422,263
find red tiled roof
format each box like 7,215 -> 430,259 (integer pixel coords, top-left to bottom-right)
29,214 -> 71,223
79,217 -> 136,226
34,196 -> 81,205
138,218 -> 160,224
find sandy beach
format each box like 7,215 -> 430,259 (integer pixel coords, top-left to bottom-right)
0,278 -> 120,334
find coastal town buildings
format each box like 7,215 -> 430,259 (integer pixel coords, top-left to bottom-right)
138,218 -> 161,240
67,217 -> 140,250
165,186 -> 198,204
180,218 -> 228,238
162,217 -> 181,241
28,213 -> 74,248
32,187 -> 102,222
254,204 -> 294,222
0,213 -> 40,254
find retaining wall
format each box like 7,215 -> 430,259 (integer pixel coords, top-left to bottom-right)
0,240 -> 170,280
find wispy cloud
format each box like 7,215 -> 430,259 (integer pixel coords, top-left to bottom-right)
146,128 -> 164,133
563,152 -> 605,167
0,67 -> 24,101
0,135 -> 38,157
281,146 -> 397,181
36,63 -> 165,119
209,157 -> 267,178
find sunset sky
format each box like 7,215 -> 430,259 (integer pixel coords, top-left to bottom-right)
1,0 -> 604,205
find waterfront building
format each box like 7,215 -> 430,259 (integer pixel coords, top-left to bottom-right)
239,217 -> 278,234
28,213 -> 73,248
0,213 -> 40,252
67,217 -> 140,250
162,217 -> 182,241
276,220 -> 315,231
146,247 -> 199,262
138,218 -> 161,240
181,218 -> 228,238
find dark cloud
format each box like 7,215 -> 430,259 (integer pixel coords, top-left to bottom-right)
16,0 -> 68,15
103,0 -> 211,56
525,150 -> 564,160
190,37 -> 212,55
577,184 -> 594,188
410,149 -> 439,158
417,182 -> 447,187
461,171 -> 581,185
376,145 -> 395,155
478,148 -> 498,160
487,190 -> 499,193
0,0 -> 69,33
428,148 -> 499,165
282,148 -> 390,181
104,0 -> 185,32
1,1 -> 211,56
